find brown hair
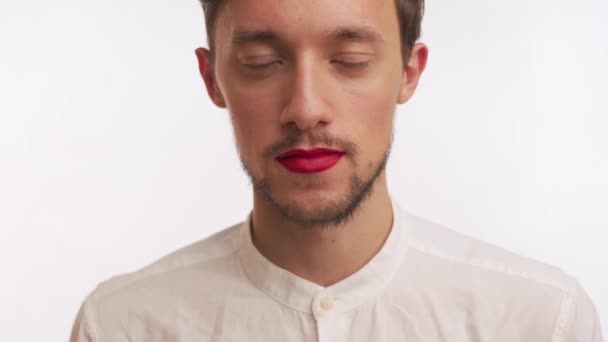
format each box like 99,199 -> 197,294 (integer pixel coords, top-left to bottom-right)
199,0 -> 424,66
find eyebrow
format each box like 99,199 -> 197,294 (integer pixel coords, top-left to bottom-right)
229,29 -> 278,45
228,25 -> 386,46
325,26 -> 386,44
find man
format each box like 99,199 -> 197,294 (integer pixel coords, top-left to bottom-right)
71,0 -> 603,340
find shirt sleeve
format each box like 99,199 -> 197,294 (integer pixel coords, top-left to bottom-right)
69,301 -> 96,342
562,282 -> 604,342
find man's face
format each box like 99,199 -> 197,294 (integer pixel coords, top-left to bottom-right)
198,0 -> 424,228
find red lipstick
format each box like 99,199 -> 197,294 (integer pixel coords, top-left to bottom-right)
276,148 -> 345,174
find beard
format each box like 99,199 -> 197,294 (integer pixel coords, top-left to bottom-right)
238,129 -> 393,230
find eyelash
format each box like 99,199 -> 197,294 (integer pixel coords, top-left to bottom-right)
243,62 -> 280,70
334,61 -> 370,69
242,60 -> 370,71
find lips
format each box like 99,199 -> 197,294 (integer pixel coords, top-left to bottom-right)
276,148 -> 345,174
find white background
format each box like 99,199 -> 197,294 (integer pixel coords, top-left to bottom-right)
0,0 -> 606,340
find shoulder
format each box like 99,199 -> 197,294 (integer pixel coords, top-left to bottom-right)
396,209 -> 603,341
400,209 -> 574,290
74,221 -> 246,341
92,220 -> 243,299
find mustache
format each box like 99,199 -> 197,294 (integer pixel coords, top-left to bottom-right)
263,130 -> 359,159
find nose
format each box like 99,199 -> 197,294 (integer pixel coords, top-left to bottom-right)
279,58 -> 332,131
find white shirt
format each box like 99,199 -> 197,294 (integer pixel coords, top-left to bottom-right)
70,200 -> 603,341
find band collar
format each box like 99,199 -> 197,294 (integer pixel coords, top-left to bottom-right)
237,197 -> 408,316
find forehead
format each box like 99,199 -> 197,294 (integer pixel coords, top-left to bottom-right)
214,0 -> 399,45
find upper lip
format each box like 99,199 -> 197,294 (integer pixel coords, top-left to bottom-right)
276,148 -> 345,159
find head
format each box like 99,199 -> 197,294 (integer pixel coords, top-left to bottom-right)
195,0 -> 428,229
200,0 -> 424,68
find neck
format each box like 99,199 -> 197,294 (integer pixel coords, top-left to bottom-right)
250,174 -> 393,287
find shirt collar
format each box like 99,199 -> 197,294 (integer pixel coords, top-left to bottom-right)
237,197 -> 408,316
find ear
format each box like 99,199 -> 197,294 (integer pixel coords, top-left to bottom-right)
398,43 -> 428,104
195,47 -> 227,108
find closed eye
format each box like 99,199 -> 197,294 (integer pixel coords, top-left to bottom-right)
333,60 -> 370,69
242,61 -> 282,71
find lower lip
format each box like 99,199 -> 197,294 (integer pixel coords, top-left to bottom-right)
277,153 -> 345,174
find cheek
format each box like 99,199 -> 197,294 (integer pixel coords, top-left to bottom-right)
336,75 -> 399,154
224,82 -> 283,164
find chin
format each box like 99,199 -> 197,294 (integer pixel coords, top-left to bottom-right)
273,187 -> 358,223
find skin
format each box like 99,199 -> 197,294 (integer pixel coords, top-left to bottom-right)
196,0 -> 427,286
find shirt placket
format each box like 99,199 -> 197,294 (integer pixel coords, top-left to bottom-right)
312,290 -> 339,342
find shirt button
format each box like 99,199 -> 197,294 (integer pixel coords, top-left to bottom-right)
312,292 -> 337,320
320,294 -> 334,311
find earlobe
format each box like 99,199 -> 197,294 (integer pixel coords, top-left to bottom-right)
398,43 -> 429,104
195,47 -> 227,108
